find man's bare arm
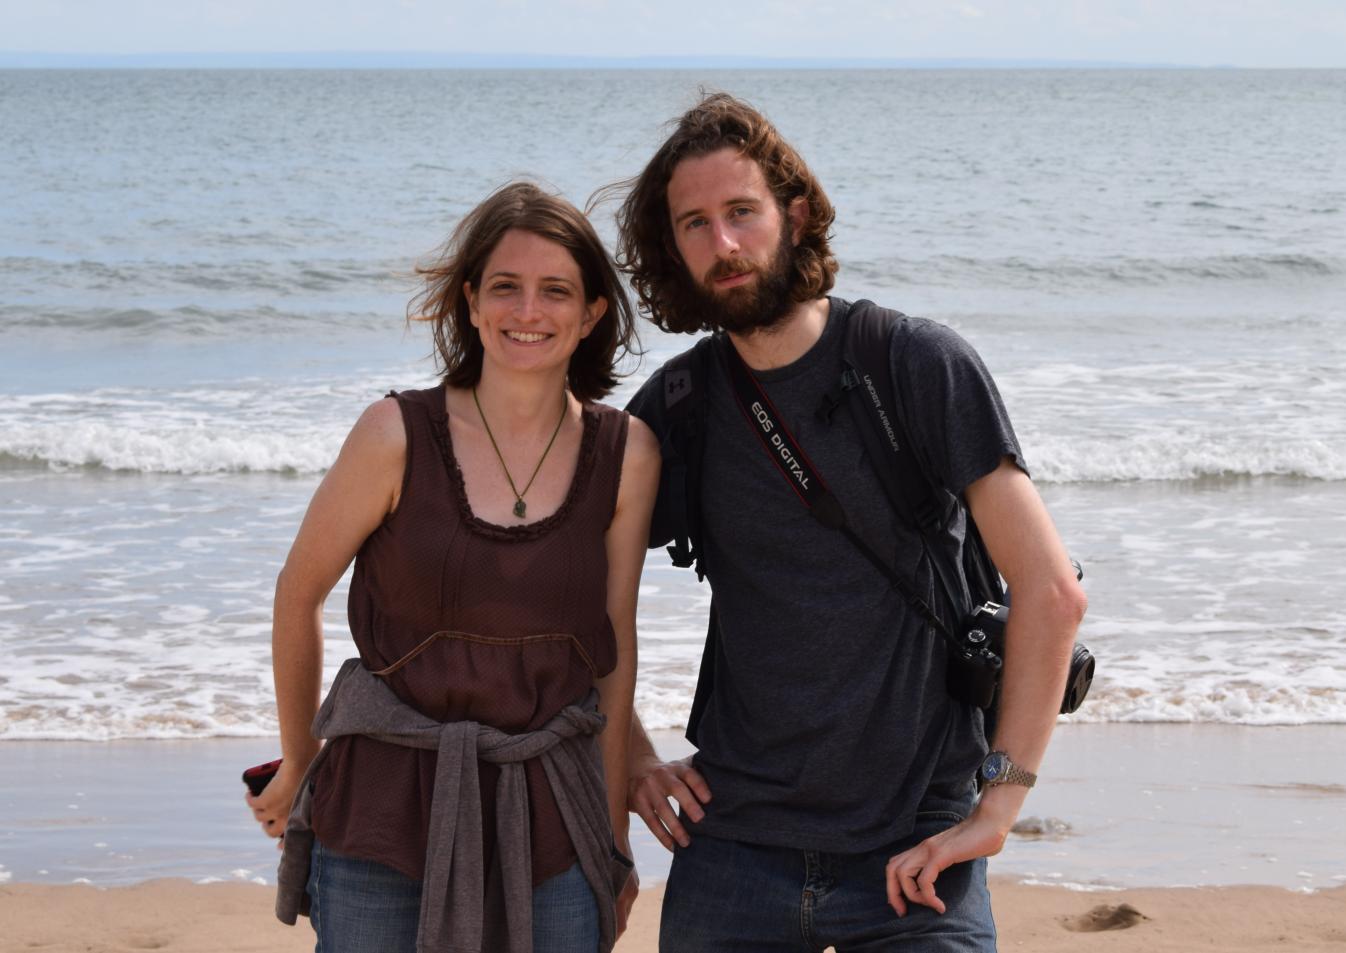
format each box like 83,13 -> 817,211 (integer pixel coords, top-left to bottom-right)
886,457 -> 1087,915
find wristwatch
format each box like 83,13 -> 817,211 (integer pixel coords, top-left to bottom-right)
978,750 -> 1036,789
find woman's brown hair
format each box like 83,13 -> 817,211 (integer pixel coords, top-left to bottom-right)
612,92 -> 838,334
409,182 -> 637,401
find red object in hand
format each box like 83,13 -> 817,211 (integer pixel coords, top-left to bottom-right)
242,758 -> 283,797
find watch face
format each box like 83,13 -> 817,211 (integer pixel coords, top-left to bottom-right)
981,752 -> 1007,782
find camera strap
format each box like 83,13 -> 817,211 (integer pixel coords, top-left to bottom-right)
720,338 -> 958,645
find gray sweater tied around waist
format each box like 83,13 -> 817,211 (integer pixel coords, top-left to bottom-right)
274,657 -> 632,953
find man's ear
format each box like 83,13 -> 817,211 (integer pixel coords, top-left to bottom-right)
787,196 -> 808,245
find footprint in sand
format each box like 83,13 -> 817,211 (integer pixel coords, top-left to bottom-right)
1061,903 -> 1148,933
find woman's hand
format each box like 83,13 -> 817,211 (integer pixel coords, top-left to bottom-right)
245,758 -> 307,845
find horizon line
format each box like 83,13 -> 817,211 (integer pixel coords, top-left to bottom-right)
0,51 -> 1270,70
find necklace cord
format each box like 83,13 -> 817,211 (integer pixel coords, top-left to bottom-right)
472,387 -> 568,518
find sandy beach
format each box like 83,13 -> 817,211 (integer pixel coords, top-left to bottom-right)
3,879 -> 1345,952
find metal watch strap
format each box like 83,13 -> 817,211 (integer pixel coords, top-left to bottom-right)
1000,760 -> 1037,788
983,751 -> 1037,788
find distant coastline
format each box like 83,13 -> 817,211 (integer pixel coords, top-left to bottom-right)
0,51 -> 1231,70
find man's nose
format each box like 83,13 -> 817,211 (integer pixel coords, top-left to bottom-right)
710,219 -> 740,257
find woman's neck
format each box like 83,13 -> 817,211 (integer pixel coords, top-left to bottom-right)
471,366 -> 571,433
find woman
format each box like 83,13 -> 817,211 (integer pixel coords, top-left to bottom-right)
246,182 -> 658,953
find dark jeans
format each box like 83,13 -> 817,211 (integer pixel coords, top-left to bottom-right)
306,839 -> 599,953
659,813 -> 996,952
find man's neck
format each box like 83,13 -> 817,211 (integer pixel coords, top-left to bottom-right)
726,297 -> 830,372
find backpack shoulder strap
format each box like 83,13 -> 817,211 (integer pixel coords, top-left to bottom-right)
841,300 -> 1009,612
838,300 -> 949,535
660,335 -> 716,580
660,336 -> 719,744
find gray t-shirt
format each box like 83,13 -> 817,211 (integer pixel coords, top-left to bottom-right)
627,297 -> 1024,853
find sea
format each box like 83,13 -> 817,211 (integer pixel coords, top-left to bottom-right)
2,68 -> 1345,752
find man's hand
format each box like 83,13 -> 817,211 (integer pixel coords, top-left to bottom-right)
627,755 -> 712,850
884,792 -> 1018,916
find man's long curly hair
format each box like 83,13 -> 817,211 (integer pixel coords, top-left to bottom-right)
612,93 -> 838,335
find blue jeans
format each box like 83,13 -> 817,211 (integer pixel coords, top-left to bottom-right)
659,813 -> 996,952
306,839 -> 600,953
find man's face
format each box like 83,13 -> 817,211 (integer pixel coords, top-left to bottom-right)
666,148 -> 800,334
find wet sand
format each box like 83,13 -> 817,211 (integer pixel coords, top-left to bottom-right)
4,724 -> 1344,889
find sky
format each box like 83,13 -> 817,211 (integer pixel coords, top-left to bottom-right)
1,0 -> 1344,68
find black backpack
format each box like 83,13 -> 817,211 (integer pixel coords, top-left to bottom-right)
653,299 -> 1009,741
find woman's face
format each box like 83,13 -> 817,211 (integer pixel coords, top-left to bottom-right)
466,229 -> 606,381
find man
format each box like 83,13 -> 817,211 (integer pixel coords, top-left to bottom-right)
617,93 -> 1086,952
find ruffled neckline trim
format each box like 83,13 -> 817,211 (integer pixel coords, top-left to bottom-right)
427,383 -> 601,541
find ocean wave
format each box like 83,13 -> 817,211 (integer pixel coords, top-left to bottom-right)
852,252 -> 1345,290
1062,682 -> 1346,727
1027,432 -> 1346,483
0,420 -> 343,475
5,679 -> 1344,740
0,378 -> 452,475
0,255 -> 412,298
6,425 -> 1340,480
639,681 -> 1346,732
0,304 -> 399,337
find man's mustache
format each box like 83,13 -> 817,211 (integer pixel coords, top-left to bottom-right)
706,259 -> 756,283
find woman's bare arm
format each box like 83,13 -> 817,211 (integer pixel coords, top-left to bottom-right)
595,414 -> 659,928
245,397 -> 407,838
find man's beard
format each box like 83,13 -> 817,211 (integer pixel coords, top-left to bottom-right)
675,226 -> 797,335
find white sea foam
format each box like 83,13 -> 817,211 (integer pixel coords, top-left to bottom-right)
1012,878 -> 1126,892
1,421 -> 340,474
0,378 -> 429,475
1027,433 -> 1346,483
11,632 -> 1344,739
4,446 -> 1346,741
5,413 -> 1344,482
4,480 -> 1346,740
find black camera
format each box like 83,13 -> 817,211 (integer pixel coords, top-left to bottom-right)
946,602 -> 1008,710
946,601 -> 1095,714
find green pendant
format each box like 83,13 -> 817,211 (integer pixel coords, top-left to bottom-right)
513,499 -> 527,519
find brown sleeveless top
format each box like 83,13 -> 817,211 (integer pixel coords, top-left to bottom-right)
309,384 -> 629,885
